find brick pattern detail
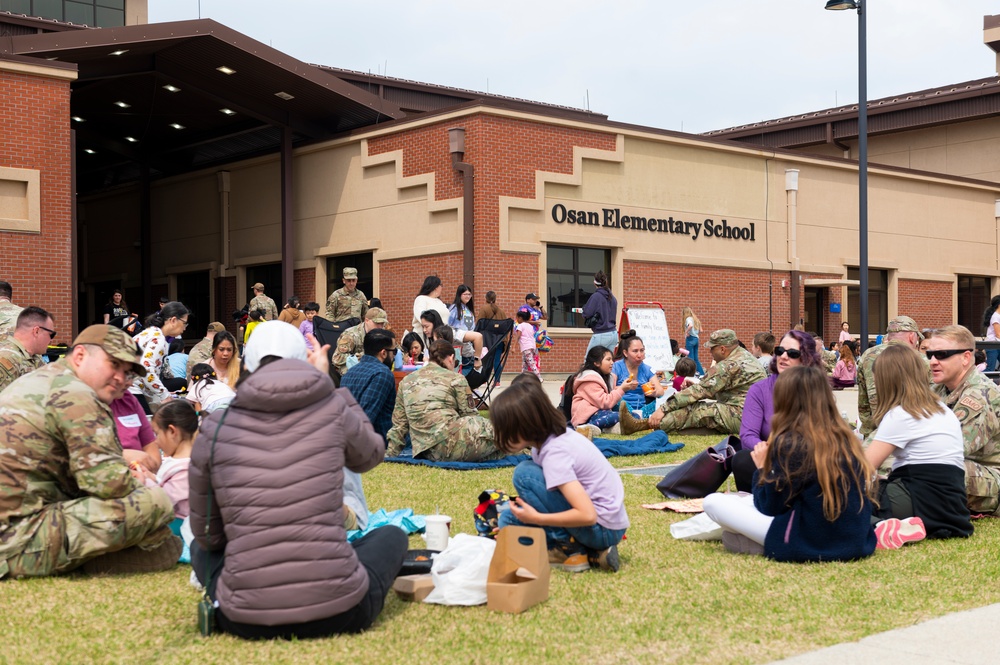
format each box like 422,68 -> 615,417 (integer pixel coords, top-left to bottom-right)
0,70 -> 72,338
379,253 -> 464,335
898,279 -> 952,330
293,268 -> 315,304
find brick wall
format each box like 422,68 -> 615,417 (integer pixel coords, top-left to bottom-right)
293,268 -> 315,304
0,69 -> 73,338
898,279 -> 952,330
378,252 -> 464,335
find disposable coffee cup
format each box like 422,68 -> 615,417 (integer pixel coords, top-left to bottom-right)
425,514 -> 452,551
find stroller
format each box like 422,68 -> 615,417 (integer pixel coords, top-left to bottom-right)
466,318 -> 514,409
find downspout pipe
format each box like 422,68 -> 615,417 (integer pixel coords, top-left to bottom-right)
786,169 -> 801,328
449,127 -> 475,292
826,122 -> 851,155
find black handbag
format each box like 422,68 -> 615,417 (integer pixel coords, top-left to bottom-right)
584,311 -> 601,328
656,436 -> 738,499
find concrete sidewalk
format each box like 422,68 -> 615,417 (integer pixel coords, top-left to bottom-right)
766,603 -> 1000,665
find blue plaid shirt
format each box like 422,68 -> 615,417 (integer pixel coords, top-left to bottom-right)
341,355 -> 396,444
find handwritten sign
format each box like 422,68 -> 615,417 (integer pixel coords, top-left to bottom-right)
625,307 -> 674,373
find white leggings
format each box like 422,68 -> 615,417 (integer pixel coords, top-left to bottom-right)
702,492 -> 774,545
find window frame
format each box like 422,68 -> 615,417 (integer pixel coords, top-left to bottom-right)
545,244 -> 611,329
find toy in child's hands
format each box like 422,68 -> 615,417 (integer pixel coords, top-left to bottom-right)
473,489 -> 511,538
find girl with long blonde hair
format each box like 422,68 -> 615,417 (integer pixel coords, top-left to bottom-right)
703,366 -> 878,560
681,307 -> 703,375
831,341 -> 857,389
865,344 -> 972,543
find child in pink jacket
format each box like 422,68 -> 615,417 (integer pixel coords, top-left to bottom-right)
138,401 -> 198,518
564,346 -> 638,430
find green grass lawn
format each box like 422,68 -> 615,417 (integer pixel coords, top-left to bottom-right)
3,434 -> 999,665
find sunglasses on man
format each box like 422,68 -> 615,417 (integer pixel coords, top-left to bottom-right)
37,326 -> 57,340
925,348 -> 973,361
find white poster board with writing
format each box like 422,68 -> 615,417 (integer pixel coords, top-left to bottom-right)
625,306 -> 674,374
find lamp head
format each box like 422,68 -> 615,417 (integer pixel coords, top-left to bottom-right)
825,0 -> 859,9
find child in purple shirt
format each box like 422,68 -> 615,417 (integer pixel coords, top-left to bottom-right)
300,302 -> 320,350
491,375 -> 629,573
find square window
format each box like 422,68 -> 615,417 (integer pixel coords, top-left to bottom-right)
95,5 -> 124,26
32,0 -> 63,20
545,244 -> 611,329
65,1 -> 95,24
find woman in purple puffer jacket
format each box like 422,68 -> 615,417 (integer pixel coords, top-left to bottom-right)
189,321 -> 407,639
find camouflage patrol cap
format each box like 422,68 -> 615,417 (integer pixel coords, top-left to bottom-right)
366,307 -> 388,323
706,329 -> 738,347
887,316 -> 923,340
343,267 -> 358,279
252,282 -> 265,291
72,324 -> 144,374
206,321 -> 226,333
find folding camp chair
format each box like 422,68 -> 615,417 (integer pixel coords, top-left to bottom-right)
311,315 -> 361,386
466,318 -> 514,408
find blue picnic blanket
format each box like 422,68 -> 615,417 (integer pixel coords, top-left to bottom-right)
385,430 -> 684,470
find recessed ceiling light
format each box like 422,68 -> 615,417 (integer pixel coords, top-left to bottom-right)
71,116 -> 85,123
274,91 -> 294,101
219,108 -> 236,116
216,66 -> 236,75
162,84 -> 181,93
169,123 -> 185,130
45,56 -> 58,61
125,136 -> 138,143
84,148 -> 96,154
109,49 -> 128,56
114,101 -> 131,108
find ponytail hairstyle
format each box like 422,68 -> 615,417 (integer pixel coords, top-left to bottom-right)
151,400 -> 199,440
615,329 -> 642,360
286,296 -> 300,309
189,363 -> 218,387
428,339 -> 455,367
145,301 -> 189,330
593,271 -> 611,301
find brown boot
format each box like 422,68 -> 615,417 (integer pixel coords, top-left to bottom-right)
619,401 -> 650,435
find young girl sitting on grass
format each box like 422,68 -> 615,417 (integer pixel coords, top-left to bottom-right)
142,400 -> 199,518
671,357 -> 697,391
564,345 -> 638,432
702,365 -> 879,561
492,375 -> 629,573
188,363 -> 236,415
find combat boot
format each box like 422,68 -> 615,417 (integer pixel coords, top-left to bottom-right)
618,401 -> 650,435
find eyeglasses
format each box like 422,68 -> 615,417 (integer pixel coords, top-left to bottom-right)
774,346 -> 802,359
925,349 -> 973,361
37,326 -> 57,340
176,317 -> 189,328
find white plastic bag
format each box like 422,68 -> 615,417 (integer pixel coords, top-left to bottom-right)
670,512 -> 723,541
423,533 -> 497,606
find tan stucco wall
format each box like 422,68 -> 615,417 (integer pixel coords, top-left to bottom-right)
793,116 -> 1000,183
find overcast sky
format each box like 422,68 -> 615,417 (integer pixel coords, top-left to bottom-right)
150,1 -> 1000,134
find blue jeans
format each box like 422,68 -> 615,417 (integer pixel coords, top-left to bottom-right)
498,461 -> 626,551
987,348 -> 1000,372
587,330 -> 619,355
685,335 -> 704,374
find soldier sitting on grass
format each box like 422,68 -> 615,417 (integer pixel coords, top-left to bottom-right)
625,329 -> 765,435
0,325 -> 180,578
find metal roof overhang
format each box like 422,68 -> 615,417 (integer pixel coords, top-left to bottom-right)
6,19 -> 403,193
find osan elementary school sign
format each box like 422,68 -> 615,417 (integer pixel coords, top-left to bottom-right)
550,203 -> 756,242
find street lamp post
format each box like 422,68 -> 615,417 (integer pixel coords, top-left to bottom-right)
826,0 -> 868,351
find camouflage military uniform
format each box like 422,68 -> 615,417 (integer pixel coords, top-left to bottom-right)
332,321 -> 366,376
0,300 -> 23,343
934,367 -> 1000,515
249,294 -> 279,321
186,336 -> 214,377
326,287 -> 368,323
658,345 -> 766,434
387,363 -> 502,462
0,337 -> 45,392
0,360 -> 175,578
821,349 -> 837,375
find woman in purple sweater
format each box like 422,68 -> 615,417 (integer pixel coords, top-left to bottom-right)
732,330 -> 822,491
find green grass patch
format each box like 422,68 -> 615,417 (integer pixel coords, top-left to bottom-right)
4,443 -> 999,665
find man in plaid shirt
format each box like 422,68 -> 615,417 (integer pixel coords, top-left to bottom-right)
341,328 -> 397,443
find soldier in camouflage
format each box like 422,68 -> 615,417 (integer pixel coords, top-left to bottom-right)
326,267 -> 369,322
0,325 -> 179,578
249,283 -> 279,321
0,280 -> 23,344
857,316 -> 923,438
644,329 -> 766,434
815,337 -> 837,375
0,307 -> 53,393
387,339 -> 503,462
186,321 -> 226,378
926,325 -> 1000,515
332,308 -> 388,378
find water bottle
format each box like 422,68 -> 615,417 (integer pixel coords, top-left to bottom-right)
394,347 -> 403,370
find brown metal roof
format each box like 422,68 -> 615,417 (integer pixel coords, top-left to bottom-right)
0,10 -> 89,34
316,65 -> 608,122
2,19 -> 403,192
704,76 -> 1000,149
